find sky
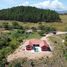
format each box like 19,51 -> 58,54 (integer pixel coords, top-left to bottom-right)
0,0 -> 67,11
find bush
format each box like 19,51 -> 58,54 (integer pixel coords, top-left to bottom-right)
39,25 -> 56,36
12,22 -> 23,29
39,30 -> 46,36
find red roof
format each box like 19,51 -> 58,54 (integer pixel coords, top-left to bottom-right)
25,39 -> 49,47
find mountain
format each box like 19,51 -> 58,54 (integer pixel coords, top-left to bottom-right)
0,6 -> 61,22
57,10 -> 67,14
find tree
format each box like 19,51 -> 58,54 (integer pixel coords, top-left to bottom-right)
0,6 -> 61,22
2,22 -> 9,30
12,22 -> 23,29
14,62 -> 22,67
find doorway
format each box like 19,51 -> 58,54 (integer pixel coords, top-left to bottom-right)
33,44 -> 41,52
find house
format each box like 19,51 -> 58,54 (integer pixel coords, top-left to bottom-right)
25,39 -> 51,52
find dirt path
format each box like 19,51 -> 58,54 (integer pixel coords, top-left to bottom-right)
45,31 -> 67,38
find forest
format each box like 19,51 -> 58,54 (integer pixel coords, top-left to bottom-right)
0,6 -> 61,22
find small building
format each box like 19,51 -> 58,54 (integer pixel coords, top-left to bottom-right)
25,39 -> 51,52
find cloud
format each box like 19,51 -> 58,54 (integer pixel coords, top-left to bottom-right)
19,1 -> 30,6
1,0 -> 15,4
31,0 -> 50,9
0,0 -> 66,11
30,0 -> 66,11
50,0 -> 65,10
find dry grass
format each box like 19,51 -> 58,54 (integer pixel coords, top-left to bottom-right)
0,15 -> 67,31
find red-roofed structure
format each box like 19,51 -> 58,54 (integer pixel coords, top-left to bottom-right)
25,39 -> 51,52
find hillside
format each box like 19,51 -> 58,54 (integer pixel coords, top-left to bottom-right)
0,6 -> 60,22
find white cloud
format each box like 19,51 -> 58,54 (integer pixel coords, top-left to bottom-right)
0,0 -> 66,11
31,0 -> 50,9
50,0 -> 65,10
21,1 -> 30,6
30,0 -> 66,11
2,0 -> 15,4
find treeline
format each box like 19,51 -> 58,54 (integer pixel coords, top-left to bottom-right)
0,6 -> 61,22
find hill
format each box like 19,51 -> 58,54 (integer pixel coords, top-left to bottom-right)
57,11 -> 67,14
0,6 -> 61,22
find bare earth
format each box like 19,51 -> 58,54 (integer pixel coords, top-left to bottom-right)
7,37 -> 52,62
7,31 -> 67,62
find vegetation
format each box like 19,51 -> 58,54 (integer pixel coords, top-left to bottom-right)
0,22 -> 23,30
0,21 -> 67,66
0,30 -> 24,66
7,34 -> 67,67
38,23 -> 56,36
0,6 -> 67,67
63,35 -> 67,60
0,6 -> 61,22
0,23 -> 38,66
0,15 -> 66,31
